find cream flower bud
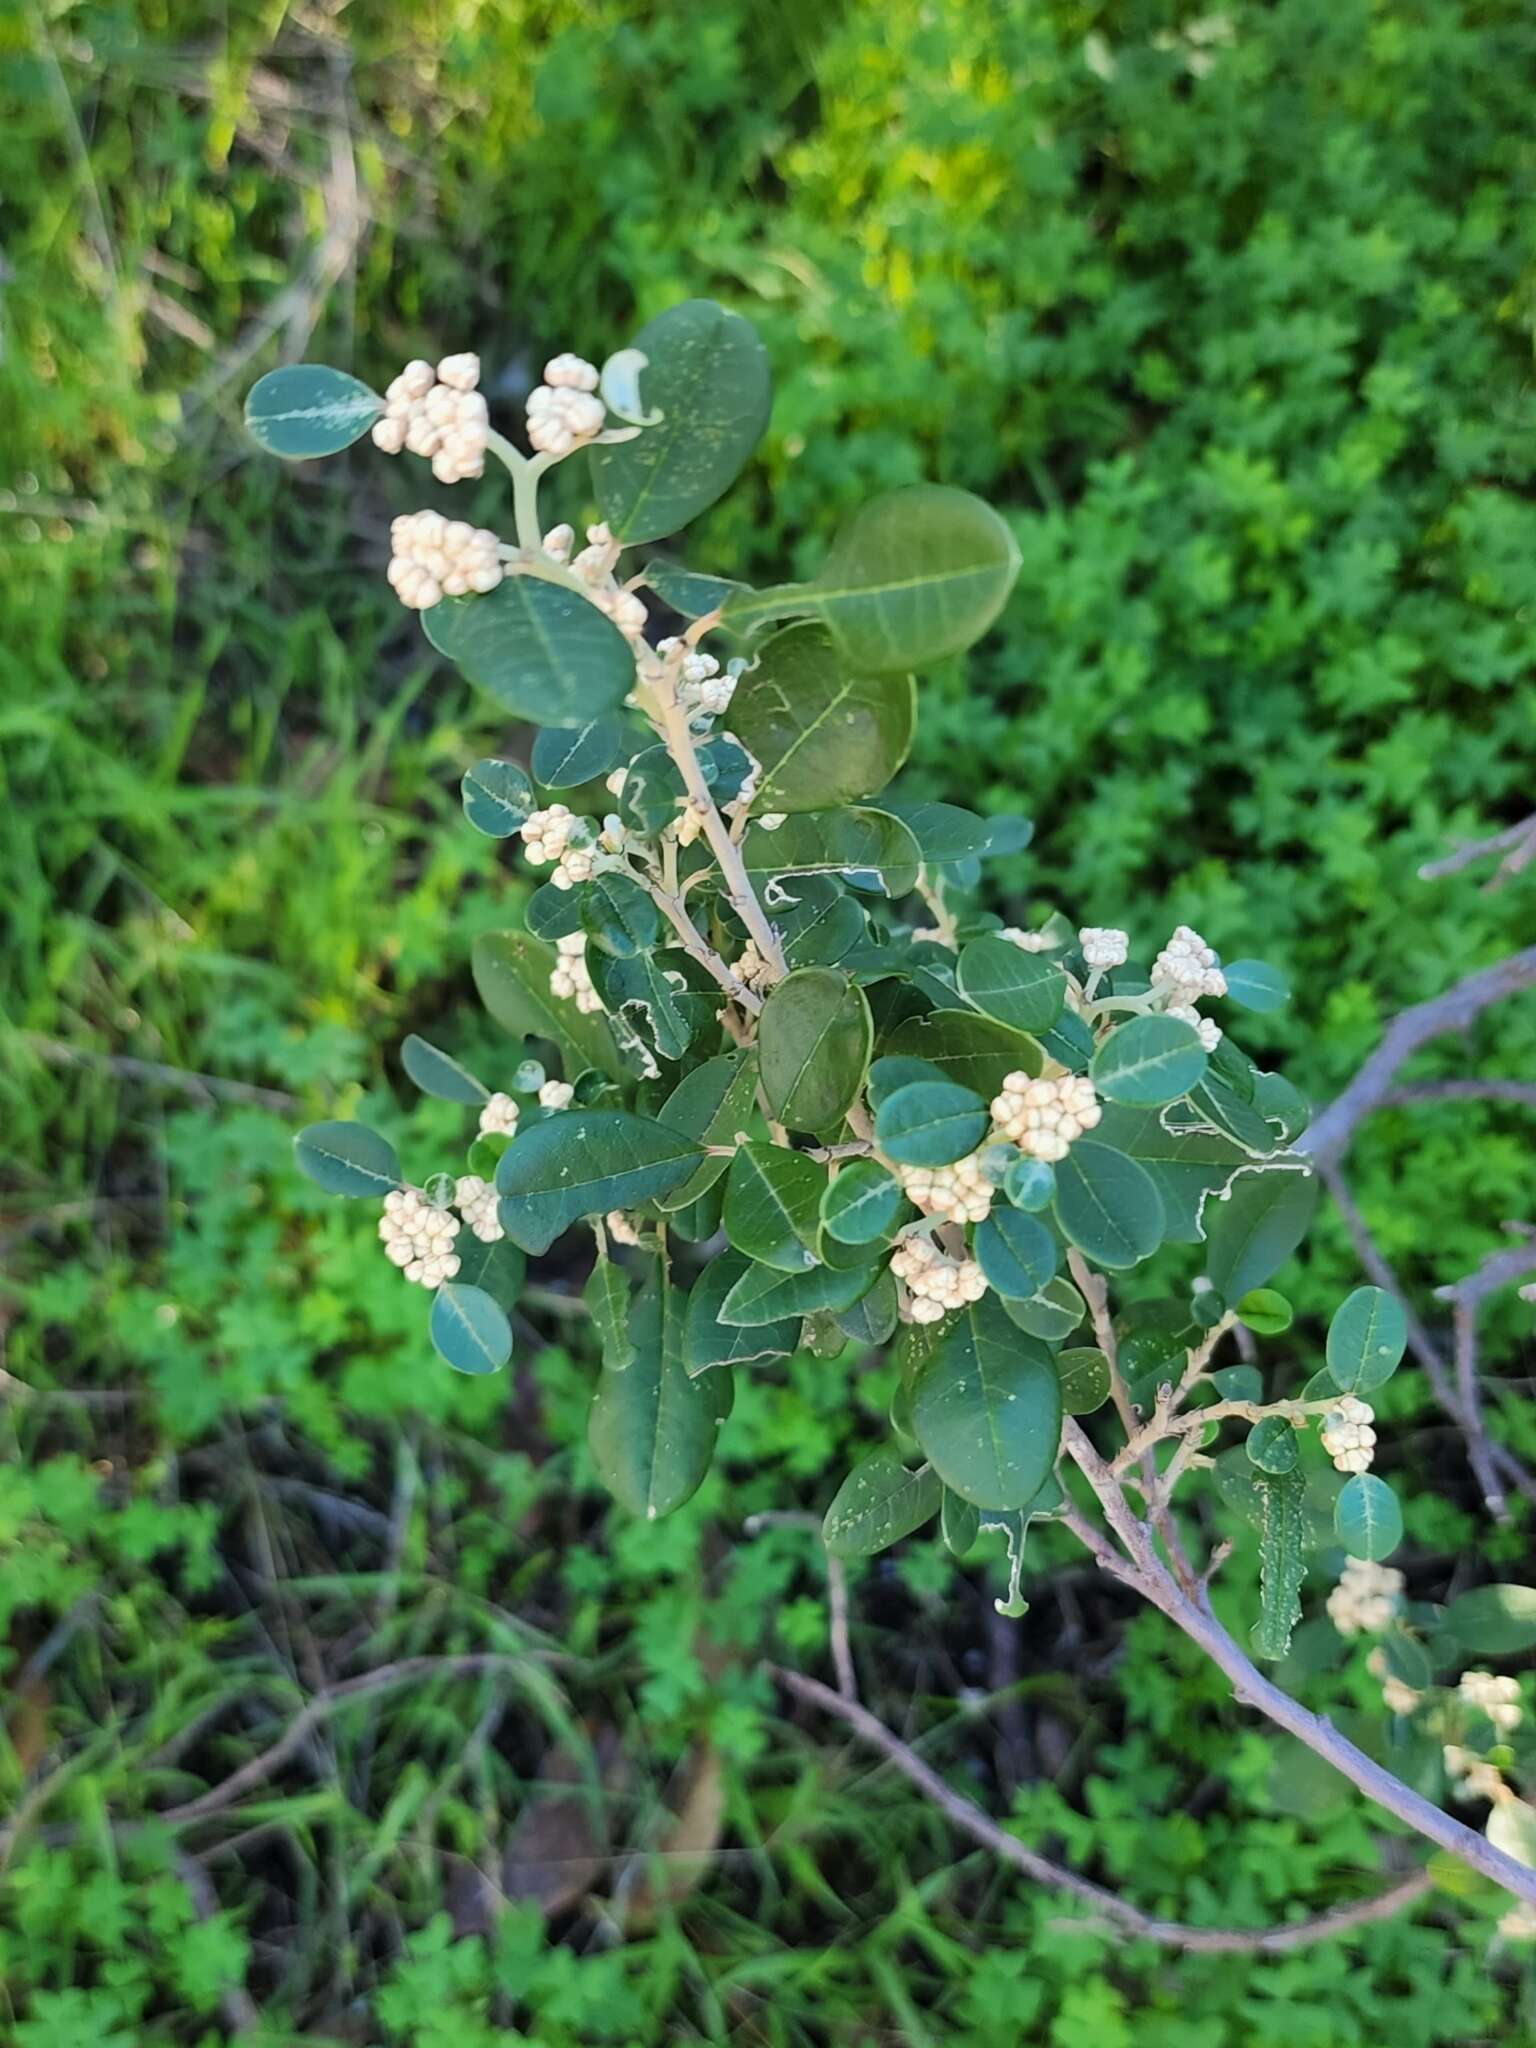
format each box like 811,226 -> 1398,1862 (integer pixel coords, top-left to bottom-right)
378,1186 -> 463,1287
454,1174 -> 505,1244
1079,926 -> 1129,969
1325,1556 -> 1402,1636
478,1092 -> 520,1139
538,1080 -> 574,1111
544,353 -> 601,392
989,1072 -> 1101,1162
1320,1396 -> 1376,1474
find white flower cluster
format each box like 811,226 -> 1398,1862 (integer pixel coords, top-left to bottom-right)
1443,1743 -> 1505,1805
387,511 -> 503,610
1152,924 -> 1227,1002
478,1092 -> 519,1139
732,939 -> 773,993
890,1235 -> 988,1324
550,932 -> 602,1014
989,1072 -> 1102,1163
518,803 -> 600,889
568,520 -> 648,639
1166,1001 -> 1223,1054
1325,1555 -> 1403,1636
526,353 -> 606,456
1079,926 -> 1129,970
658,639 -> 735,719
999,926 -> 1054,953
1320,1395 -> 1376,1474
372,352 -> 490,482
539,1079 -> 574,1111
379,1187 -> 461,1287
1367,1648 -> 1422,1717
897,1151 -> 994,1226
454,1174 -> 504,1244
1460,1670 -> 1523,1733
606,1210 -> 642,1246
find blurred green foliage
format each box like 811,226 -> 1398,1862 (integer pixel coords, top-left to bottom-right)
2,0 -> 1535,2037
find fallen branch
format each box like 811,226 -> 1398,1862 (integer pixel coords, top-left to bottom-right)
773,1666 -> 1433,1952
1419,815 -> 1536,890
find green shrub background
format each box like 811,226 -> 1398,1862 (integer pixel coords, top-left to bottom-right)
3,0 -> 1535,2039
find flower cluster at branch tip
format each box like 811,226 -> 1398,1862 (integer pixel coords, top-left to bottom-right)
658,638 -> 735,719
1152,924 -> 1227,1002
454,1175 -> 504,1245
550,932 -> 602,1014
897,1151 -> 994,1226
387,512 -> 502,610
1366,1648 -> 1422,1717
372,352 -> 490,482
1165,1001 -> 1223,1053
519,803 -> 602,890
890,1235 -> 988,1324
539,1079 -> 574,1111
569,520 -> 648,639
1460,1670 -> 1523,1733
1325,1555 -> 1403,1636
1320,1395 -> 1376,1474
526,354 -> 606,456
731,940 -> 773,993
999,926 -> 1054,953
605,1211 -> 641,1247
1079,926 -> 1129,970
478,1092 -> 519,1139
989,1072 -> 1102,1163
379,1187 -> 461,1287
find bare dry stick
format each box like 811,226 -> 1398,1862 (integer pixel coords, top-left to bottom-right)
1381,1079 -> 1536,1112
1299,945 -> 1536,1169
1418,814 -> 1536,890
774,1666 -> 1433,1952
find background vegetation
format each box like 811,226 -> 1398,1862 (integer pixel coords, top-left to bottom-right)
3,0 -> 1535,2038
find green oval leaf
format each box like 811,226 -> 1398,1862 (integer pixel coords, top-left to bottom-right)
494,1110 -> 704,1253
834,1268 -> 899,1345
293,1121 -> 401,1197
1441,1585 -> 1536,1654
1056,1347 -> 1112,1415
1223,959 -> 1291,1013
911,1296 -> 1062,1509
758,967 -> 873,1131
683,1252 -> 800,1374
956,936 -> 1068,1035
821,1158 -> 905,1245
642,556 -> 749,618
741,807 -> 922,899
244,364 -> 382,458
424,577 -> 634,727
728,623 -> 914,813
654,1052 -> 758,1213
1247,1415 -> 1300,1474
429,1282 -> 512,1375
883,1010 -> 1043,1097
579,873 -> 660,960
999,1275 -> 1086,1343
720,1256 -> 878,1327
1203,1165 -> 1318,1299
1091,1014 -> 1208,1107
1334,1472 -> 1403,1561
525,881 -> 585,942
400,1034 -> 488,1105
530,717 -> 628,789
584,1254 -> 635,1372
722,1142 -> 823,1272
973,1208 -> 1059,1299
472,930 -> 623,1081
725,485 -> 1020,672
1325,1286 -> 1407,1395
1236,1287 -> 1293,1336
589,298 -> 771,542
461,758 -> 535,837
587,1268 -> 718,1518
1051,1141 -> 1164,1270
823,1449 -> 942,1558
874,1080 -> 989,1167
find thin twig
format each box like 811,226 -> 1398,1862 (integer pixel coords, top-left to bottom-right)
1381,1079 -> 1536,1112
773,1667 -> 1432,1952
19,1034 -> 298,1109
1418,815 -> 1536,890
1299,946 -> 1536,1169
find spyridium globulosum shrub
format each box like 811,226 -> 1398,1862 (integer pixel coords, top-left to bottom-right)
247,305 -> 1536,1911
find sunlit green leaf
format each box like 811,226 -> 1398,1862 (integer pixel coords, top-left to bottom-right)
461,757 -> 535,837
956,936 -> 1067,1035
588,1266 -> 718,1517
245,364 -> 382,457
758,967 -> 872,1131
495,1110 -> 704,1253
429,1282 -> 512,1375
823,1449 -> 942,1558
722,1142 -> 823,1272
294,1121 -> 401,1197
1091,1014 -> 1208,1106
728,624 -> 914,813
424,576 -> 634,726
1325,1286 -> 1407,1394
911,1296 -> 1061,1508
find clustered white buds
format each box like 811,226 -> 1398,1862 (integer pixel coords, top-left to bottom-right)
518,803 -> 600,889
1367,1648 -> 1422,1717
1443,1744 -> 1505,1804
478,1092 -> 519,1139
889,1235 -> 988,1324
372,353 -> 491,482
454,1174 -> 505,1244
543,523 -> 575,564
378,1187 -> 461,1287
550,932 -> 602,1014
1079,926 -> 1129,970
989,1072 -> 1102,1163
526,354 -> 606,455
539,1079 -> 574,1111
897,1151 -> 994,1226
999,926 -> 1054,953
606,1210 -> 641,1246
1320,1395 -> 1376,1474
386,511 -> 503,610
1325,1555 -> 1403,1636
732,939 -> 773,993
1460,1669 -> 1523,1733
1166,1001 -> 1223,1053
1152,924 -> 1227,1003
657,639 -> 735,719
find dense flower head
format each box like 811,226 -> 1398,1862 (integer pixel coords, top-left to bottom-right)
1320,1395 -> 1376,1474
454,1174 -> 504,1244
890,1234 -> 988,1323
606,1210 -> 641,1246
897,1151 -> 994,1226
372,353 -> 490,482
1325,1555 -> 1402,1635
1166,1000 -> 1222,1052
1367,1647 -> 1422,1716
478,1092 -> 519,1139
387,512 -> 502,609
990,1071 -> 1101,1162
527,361 -> 606,455
999,926 -> 1054,953
550,932 -> 602,1014
538,1079 -> 574,1111
1152,924 -> 1227,1003
1460,1669 -> 1523,1733
379,1186 -> 461,1287
1079,926 -> 1129,969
